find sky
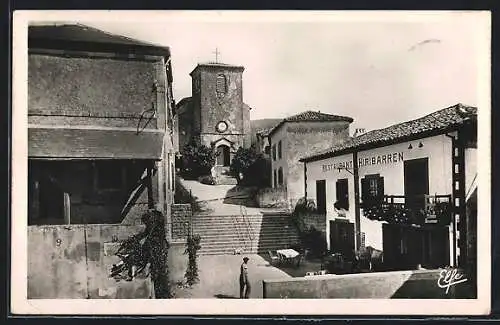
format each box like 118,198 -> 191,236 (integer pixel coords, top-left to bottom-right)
76,11 -> 488,132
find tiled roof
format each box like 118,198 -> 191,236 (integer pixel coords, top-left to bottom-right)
284,110 -> 354,123
29,24 -> 171,56
29,127 -> 165,160
268,110 -> 354,137
300,103 -> 477,162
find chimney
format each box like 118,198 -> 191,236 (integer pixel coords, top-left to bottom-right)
353,128 -> 366,137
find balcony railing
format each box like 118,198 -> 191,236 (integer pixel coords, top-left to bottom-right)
362,194 -> 452,226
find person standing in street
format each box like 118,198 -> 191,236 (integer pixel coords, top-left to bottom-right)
239,257 -> 251,298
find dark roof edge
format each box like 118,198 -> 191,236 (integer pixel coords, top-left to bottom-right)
29,24 -> 171,57
299,122 -> 474,163
189,63 -> 245,76
267,117 -> 353,138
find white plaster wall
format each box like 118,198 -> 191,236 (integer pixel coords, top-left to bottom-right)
269,126 -> 288,189
306,153 -> 355,250
465,148 -> 477,199
305,134 -> 455,251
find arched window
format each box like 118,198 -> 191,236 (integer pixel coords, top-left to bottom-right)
278,167 -> 284,186
216,74 -> 227,94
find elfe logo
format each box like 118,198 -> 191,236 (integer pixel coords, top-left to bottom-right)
437,268 -> 468,294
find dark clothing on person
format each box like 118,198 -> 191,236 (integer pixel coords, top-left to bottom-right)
239,261 -> 251,298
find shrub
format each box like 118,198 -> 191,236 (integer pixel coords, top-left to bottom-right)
180,140 -> 216,179
184,234 -> 202,286
198,175 -> 215,185
300,226 -> 327,258
289,198 -> 327,258
291,197 -> 317,233
111,210 -> 172,298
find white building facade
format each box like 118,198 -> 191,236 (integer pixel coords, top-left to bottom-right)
301,104 -> 477,271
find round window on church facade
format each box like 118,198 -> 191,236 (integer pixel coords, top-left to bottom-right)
216,121 -> 228,133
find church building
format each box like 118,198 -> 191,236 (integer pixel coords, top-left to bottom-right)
176,62 -> 252,172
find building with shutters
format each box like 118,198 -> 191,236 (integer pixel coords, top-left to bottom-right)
264,111 -> 353,208
300,104 -> 477,272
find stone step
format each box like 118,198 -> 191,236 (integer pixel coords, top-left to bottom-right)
192,224 -> 294,230
197,230 -> 298,238
192,220 -> 292,226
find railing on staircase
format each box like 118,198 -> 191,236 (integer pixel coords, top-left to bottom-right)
240,205 -> 255,253
232,213 -> 246,253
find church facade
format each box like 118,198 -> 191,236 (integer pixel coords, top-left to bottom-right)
176,63 -> 252,168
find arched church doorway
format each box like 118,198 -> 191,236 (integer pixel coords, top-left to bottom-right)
216,145 -> 231,166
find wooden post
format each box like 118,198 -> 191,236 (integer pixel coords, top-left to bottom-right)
147,164 -> 154,209
63,192 -> 71,225
353,151 -> 361,252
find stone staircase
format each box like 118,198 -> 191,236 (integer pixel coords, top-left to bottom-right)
192,214 -> 300,255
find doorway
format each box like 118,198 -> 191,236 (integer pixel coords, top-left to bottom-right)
216,144 -> 230,166
404,158 -> 429,213
316,180 -> 326,215
329,220 -> 355,258
382,223 -> 449,270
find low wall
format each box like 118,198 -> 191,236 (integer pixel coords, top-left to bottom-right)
168,241 -> 188,285
28,224 -> 153,299
263,269 -> 476,299
171,204 -> 192,240
256,187 -> 288,208
302,213 -> 326,233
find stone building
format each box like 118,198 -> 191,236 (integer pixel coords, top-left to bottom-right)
265,111 -> 354,208
176,63 -> 252,173
301,104 -> 477,272
27,24 -> 176,298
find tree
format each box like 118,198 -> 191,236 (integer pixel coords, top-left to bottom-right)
230,146 -> 271,187
180,140 -> 216,179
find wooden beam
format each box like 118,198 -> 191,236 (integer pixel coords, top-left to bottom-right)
353,151 -> 361,251
63,192 -> 71,225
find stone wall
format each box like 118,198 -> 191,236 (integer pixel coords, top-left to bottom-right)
28,224 -> 153,299
263,269 -> 476,299
29,54 -> 158,124
256,187 -> 289,209
302,213 -> 327,234
171,204 -> 192,240
168,241 -> 189,285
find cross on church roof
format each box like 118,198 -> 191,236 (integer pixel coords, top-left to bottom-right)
212,47 -> 220,63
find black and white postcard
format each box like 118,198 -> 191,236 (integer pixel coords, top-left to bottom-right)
11,10 -> 491,315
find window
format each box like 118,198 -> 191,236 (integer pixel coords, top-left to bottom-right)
361,174 -> 384,207
95,161 -> 125,191
278,167 -> 284,186
278,140 -> 282,159
216,74 -> 227,94
273,169 -> 277,188
272,144 -> 277,161
334,178 -> 349,210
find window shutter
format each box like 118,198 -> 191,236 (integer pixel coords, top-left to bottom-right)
378,176 -> 385,202
336,180 -> 341,202
361,178 -> 369,203
343,180 -> 350,210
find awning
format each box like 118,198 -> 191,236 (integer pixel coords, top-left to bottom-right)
29,127 -> 165,160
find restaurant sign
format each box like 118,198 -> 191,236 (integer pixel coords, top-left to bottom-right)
322,152 -> 404,172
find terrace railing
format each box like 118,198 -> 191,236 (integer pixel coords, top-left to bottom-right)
362,194 -> 452,226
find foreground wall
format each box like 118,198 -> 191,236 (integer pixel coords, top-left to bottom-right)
263,269 -> 476,299
28,224 -> 153,299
